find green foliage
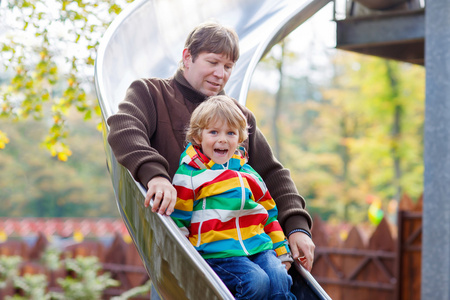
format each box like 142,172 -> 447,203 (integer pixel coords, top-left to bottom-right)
1,253 -> 150,300
0,0 -> 133,160
111,280 -> 152,300
0,255 -> 22,289
0,114 -> 118,217
8,273 -> 49,300
41,246 -> 63,271
56,256 -> 119,300
249,49 -> 425,223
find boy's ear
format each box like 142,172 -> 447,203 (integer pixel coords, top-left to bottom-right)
193,136 -> 201,145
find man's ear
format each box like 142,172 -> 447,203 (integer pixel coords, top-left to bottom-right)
182,48 -> 192,68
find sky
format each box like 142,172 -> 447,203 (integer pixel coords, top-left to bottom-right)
250,2 -> 338,94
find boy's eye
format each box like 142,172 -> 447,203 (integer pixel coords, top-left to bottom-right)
228,131 -> 237,136
209,130 -> 217,134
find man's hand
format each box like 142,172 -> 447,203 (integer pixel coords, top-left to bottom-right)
288,231 -> 315,272
144,176 -> 177,216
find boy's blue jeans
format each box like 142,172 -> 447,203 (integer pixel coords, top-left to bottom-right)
206,249 -> 296,300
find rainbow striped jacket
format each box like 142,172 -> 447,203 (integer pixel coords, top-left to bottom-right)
171,143 -> 291,260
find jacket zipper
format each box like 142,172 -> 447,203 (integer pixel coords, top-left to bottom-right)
236,172 -> 249,255
196,198 -> 206,247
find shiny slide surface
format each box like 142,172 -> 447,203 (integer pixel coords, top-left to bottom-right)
95,0 -> 332,299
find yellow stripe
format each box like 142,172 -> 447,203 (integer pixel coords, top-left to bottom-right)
266,231 -> 286,243
174,198 -> 193,211
197,177 -> 243,198
275,247 -> 288,256
186,146 -> 197,157
190,224 -> 266,245
257,198 -> 276,210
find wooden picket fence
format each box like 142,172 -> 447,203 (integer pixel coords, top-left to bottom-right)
311,194 -> 423,300
0,232 -> 149,299
1,195 -> 423,299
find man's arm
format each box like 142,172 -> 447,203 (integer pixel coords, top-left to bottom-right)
245,112 -> 315,270
107,79 -> 176,215
107,79 -> 170,185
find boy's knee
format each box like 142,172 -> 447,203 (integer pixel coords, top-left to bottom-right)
236,270 -> 270,299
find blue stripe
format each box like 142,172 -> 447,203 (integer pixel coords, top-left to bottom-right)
171,209 -> 192,229
243,233 -> 273,251
197,238 -> 244,253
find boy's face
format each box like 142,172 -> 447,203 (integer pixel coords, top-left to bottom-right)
183,50 -> 235,96
194,119 -> 239,165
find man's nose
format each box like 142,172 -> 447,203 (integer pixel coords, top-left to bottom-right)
214,65 -> 225,78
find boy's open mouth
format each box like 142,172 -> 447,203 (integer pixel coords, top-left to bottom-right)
214,148 -> 228,155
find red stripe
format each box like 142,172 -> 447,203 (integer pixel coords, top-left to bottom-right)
264,220 -> 283,233
240,172 -> 265,199
193,171 -> 240,195
189,213 -> 269,235
198,218 -> 236,233
175,185 -> 194,200
204,170 -> 240,185
189,219 -> 232,237
238,213 -> 268,228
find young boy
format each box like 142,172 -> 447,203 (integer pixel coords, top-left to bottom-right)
170,95 -> 296,299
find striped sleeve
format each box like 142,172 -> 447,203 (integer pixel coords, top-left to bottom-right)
171,166 -> 195,236
242,164 -> 291,256
260,191 -> 291,256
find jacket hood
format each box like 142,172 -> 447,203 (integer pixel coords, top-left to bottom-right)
180,143 -> 248,171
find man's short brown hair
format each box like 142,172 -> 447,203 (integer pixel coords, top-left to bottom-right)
184,21 -> 240,64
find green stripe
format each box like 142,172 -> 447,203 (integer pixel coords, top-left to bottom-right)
200,243 -> 272,259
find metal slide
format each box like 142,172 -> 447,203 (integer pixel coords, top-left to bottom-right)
95,0 -> 332,299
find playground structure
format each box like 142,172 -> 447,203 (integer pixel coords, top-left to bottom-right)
95,0 -> 450,299
335,1 -> 450,299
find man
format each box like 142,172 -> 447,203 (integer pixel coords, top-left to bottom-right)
107,21 -> 315,279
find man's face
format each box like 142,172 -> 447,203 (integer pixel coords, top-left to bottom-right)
183,50 -> 235,96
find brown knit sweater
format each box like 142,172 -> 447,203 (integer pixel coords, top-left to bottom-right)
107,69 -> 312,235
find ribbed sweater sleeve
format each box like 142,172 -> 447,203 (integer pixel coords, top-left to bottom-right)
107,79 -> 170,187
246,113 -> 313,236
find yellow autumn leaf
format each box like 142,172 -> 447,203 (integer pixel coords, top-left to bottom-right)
57,147 -> 72,161
57,153 -> 68,161
0,230 -> 7,242
73,230 -> 84,243
0,130 -> 10,149
123,233 -> 132,244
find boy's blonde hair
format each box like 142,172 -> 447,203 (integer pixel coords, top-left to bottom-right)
186,95 -> 248,146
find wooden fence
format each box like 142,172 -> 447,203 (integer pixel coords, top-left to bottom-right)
1,195 -> 423,299
0,232 -> 149,299
311,194 -> 423,300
